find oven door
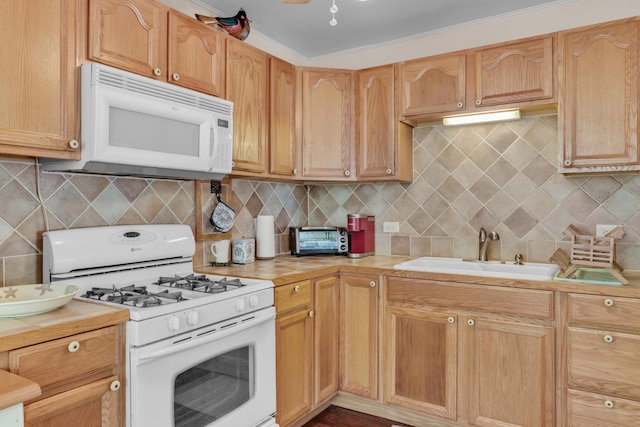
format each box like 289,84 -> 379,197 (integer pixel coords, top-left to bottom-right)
129,307 -> 276,427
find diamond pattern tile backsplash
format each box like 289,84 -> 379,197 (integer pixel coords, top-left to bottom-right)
2,114 -> 640,286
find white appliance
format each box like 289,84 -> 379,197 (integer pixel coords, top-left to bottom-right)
43,224 -> 278,427
40,63 -> 233,180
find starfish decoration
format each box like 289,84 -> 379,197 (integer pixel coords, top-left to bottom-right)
36,283 -> 54,296
3,287 -> 17,299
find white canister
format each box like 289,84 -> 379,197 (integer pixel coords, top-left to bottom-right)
255,215 -> 275,259
232,238 -> 255,264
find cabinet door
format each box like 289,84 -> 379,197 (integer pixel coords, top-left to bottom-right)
385,305 -> 457,419
466,317 -> 555,427
270,58 -> 298,177
89,0 -> 168,79
24,376 -> 121,427
276,308 -> 313,426
167,10 -> 225,96
226,40 -> 269,174
0,0 -> 80,159
559,19 -> 638,171
301,69 -> 355,179
313,275 -> 340,404
400,54 -> 466,117
340,275 -> 378,399
474,35 -> 554,107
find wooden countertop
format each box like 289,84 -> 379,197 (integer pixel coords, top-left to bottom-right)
0,299 -> 129,352
0,370 -> 40,410
195,254 -> 640,298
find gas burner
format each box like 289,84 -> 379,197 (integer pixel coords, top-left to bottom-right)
156,274 -> 207,290
81,284 -> 185,307
155,275 -> 246,294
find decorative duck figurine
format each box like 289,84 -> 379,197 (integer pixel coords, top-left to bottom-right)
196,9 -> 250,41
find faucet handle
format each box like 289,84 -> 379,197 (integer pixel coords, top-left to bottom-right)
479,227 -> 487,242
514,254 -> 523,265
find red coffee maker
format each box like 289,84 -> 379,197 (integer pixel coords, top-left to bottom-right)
347,214 -> 375,258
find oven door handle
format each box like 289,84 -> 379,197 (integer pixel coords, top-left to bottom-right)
137,310 -> 275,361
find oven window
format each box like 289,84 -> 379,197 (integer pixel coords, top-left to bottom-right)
174,346 -> 253,427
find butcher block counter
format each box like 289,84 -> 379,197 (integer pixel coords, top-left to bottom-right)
195,254 -> 640,297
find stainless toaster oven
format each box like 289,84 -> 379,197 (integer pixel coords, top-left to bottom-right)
289,227 -> 348,256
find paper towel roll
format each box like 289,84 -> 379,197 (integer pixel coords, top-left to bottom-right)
255,215 -> 275,259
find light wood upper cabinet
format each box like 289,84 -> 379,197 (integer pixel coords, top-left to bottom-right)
474,35 -> 555,107
89,0 -> 168,79
226,39 -> 269,174
301,68 -> 355,180
270,57 -> 298,178
0,0 -> 80,159
89,0 -> 224,96
167,10 -> 225,96
400,54 -> 466,117
340,275 -> 379,400
559,19 -> 639,172
356,65 -> 413,182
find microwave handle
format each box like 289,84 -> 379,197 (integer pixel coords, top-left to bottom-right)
137,309 -> 275,361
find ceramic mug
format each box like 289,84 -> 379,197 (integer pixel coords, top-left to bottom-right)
210,239 -> 230,264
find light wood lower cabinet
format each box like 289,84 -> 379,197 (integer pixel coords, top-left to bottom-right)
8,325 -> 125,427
340,275 -> 379,399
385,277 -> 555,427
275,276 -> 339,427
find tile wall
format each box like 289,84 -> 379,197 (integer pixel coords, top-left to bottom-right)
2,113 -> 640,286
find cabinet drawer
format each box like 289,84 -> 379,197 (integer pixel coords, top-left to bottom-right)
387,278 -> 553,319
275,281 -> 311,315
568,293 -> 640,331
568,326 -> 640,400
9,326 -> 119,399
568,388 -> 640,427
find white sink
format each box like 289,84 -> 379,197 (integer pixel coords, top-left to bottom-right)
393,257 -> 559,281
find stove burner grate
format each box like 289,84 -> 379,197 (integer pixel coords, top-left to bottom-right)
155,274 -> 246,294
81,285 -> 185,307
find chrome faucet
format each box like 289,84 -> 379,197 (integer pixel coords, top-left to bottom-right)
479,227 -> 500,261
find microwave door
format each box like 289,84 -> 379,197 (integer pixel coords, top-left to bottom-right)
92,89 -> 213,172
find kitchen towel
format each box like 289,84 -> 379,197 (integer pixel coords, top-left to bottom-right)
255,215 -> 275,259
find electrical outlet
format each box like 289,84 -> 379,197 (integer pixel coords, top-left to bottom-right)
383,222 -> 399,233
596,224 -> 620,236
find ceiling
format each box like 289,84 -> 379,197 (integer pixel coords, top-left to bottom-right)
191,0 -> 565,59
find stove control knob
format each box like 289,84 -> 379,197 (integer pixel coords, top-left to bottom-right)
249,294 -> 259,308
167,315 -> 180,331
235,298 -> 246,312
186,310 -> 199,326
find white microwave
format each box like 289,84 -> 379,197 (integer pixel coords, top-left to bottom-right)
41,62 -> 233,180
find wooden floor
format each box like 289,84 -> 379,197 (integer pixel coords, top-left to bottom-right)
303,406 -> 413,427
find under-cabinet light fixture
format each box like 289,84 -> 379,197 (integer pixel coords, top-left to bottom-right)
442,109 -> 521,126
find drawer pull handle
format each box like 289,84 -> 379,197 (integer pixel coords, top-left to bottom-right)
68,341 -> 80,353
294,285 -> 301,292
309,310 -> 314,318
110,380 -> 121,392
467,319 -> 475,326
369,281 -> 376,287
448,317 -> 455,324
604,335 -> 614,343
604,298 -> 614,307
604,400 -> 614,409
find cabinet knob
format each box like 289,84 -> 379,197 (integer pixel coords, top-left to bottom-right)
68,139 -> 79,149
564,159 -> 572,166
231,161 -> 236,168
68,341 -> 80,353
309,310 -> 315,317
457,102 -> 464,109
604,334 -> 614,343
294,285 -> 301,292
293,168 -> 299,175
386,168 -> 392,175
110,380 -> 121,392
172,73 -> 180,81
448,316 -> 455,324
604,400 -> 614,409
344,170 -> 351,177
604,298 -> 614,307
153,68 -> 162,77
475,99 -> 482,106
369,281 -> 376,287
467,319 -> 475,326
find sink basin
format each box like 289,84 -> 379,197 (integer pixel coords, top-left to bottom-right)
393,257 -> 559,281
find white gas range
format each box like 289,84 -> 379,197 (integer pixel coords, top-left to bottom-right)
43,224 -> 278,427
